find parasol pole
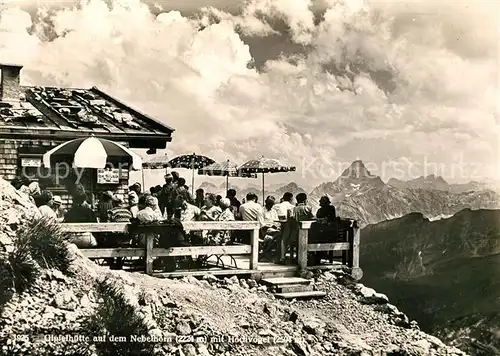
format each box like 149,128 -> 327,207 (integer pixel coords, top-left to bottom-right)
141,168 -> 145,193
262,172 -> 265,205
191,153 -> 195,196
226,174 -> 229,192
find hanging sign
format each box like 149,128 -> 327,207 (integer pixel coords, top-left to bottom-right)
21,157 -> 42,167
97,168 -> 120,184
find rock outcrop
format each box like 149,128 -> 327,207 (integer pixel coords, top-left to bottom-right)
0,177 -> 40,250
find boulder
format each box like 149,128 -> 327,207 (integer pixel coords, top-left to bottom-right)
176,321 -> 192,335
302,317 -> 326,337
51,290 -> 78,311
360,292 -> 389,305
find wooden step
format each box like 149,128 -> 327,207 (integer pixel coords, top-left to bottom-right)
279,284 -> 314,293
274,291 -> 326,299
261,277 -> 311,286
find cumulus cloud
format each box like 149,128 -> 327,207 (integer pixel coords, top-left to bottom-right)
0,0 -> 498,188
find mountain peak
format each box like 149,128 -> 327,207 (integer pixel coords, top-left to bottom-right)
340,160 -> 375,179
426,174 -> 448,184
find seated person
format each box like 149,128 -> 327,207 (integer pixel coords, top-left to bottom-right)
274,192 -> 294,220
200,193 -> 222,221
262,196 -> 281,237
107,195 -> 133,269
212,198 -> 234,245
194,188 -> 205,209
316,195 -> 336,222
150,195 -> 164,221
128,191 -> 140,218
226,189 -> 241,218
175,197 -> 202,243
38,190 -> 57,220
238,193 -> 264,224
52,196 -> 66,222
64,192 -> 97,223
178,197 -> 202,222
137,195 -> 162,224
292,193 -> 315,222
218,198 -> 235,221
108,195 -> 133,223
237,193 -> 264,244
64,191 -> 97,249
260,196 -> 282,259
97,191 -> 113,223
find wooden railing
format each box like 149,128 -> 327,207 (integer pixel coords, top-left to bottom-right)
61,220 -> 362,279
61,221 -> 260,275
297,220 -> 362,279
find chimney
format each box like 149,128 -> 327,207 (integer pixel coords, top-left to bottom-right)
0,63 -> 23,102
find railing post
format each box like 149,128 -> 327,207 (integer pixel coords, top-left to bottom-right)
250,227 -> 259,270
145,233 -> 154,275
350,224 -> 363,280
297,225 -> 309,272
347,227 -> 354,268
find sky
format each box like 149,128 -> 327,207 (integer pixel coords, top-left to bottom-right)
0,0 -> 499,190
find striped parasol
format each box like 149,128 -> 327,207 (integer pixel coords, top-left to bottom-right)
42,136 -> 142,170
239,156 -> 296,204
169,153 -> 215,195
198,159 -> 257,191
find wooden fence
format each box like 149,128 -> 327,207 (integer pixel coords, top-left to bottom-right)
62,221 -> 259,275
61,220 -> 362,279
298,221 -> 362,280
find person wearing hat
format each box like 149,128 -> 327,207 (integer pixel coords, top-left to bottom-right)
97,191 -> 114,223
51,195 -> 66,222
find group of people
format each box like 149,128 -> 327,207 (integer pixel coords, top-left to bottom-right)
10,172 -> 338,235
11,176 -> 66,221
10,173 -> 340,267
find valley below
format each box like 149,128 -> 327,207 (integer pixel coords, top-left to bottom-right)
360,210 -> 500,355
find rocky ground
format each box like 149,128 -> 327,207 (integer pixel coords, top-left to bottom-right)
0,244 -> 468,356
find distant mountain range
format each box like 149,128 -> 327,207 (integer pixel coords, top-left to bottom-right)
388,175 -> 497,194
360,209 -> 500,356
197,181 -> 305,201
309,161 -> 500,227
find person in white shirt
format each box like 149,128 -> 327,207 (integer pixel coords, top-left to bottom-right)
274,192 -> 295,219
38,190 -> 57,220
179,199 -> 202,222
239,193 -> 265,226
263,196 -> 280,228
237,193 -> 264,244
